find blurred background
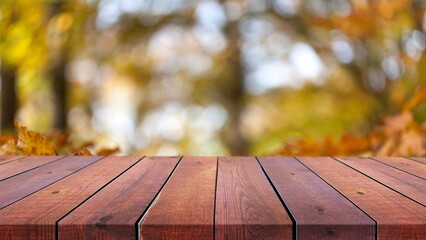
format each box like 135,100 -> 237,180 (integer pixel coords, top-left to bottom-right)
1,0 -> 426,156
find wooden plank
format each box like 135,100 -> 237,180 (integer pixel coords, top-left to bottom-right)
298,157 -> 426,240
337,157 -> 426,206
372,157 -> 426,179
58,156 -> 180,240
0,156 -> 25,165
258,157 -> 375,240
408,157 -> 426,164
215,157 -> 292,240
0,156 -> 63,181
0,156 -> 141,240
140,156 -> 216,240
0,156 -> 101,209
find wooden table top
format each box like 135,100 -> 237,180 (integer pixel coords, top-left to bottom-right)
0,156 -> 425,240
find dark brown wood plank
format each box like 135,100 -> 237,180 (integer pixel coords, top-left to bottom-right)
408,157 -> 426,164
0,156 -> 63,181
140,156 -> 216,240
0,156 -> 141,240
337,157 -> 426,205
215,157 -> 292,240
58,156 -> 180,240
298,157 -> 426,240
258,157 -> 375,240
372,157 -> 426,179
0,156 -> 101,209
0,155 -> 24,165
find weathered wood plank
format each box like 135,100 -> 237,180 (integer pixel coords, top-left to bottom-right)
337,157 -> 426,206
258,157 -> 375,240
140,156 -> 216,240
0,156 -> 25,165
298,157 -> 426,240
215,157 -> 292,240
0,156 -> 101,209
0,156 -> 63,181
0,156 -> 141,240
58,156 -> 180,240
372,157 -> 426,179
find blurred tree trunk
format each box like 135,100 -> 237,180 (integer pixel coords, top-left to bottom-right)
51,56 -> 68,130
48,1 -> 68,130
221,2 -> 248,155
0,63 -> 17,132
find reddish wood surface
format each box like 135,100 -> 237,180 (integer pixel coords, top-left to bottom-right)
0,156 -> 63,181
259,157 -> 375,239
298,157 -> 426,240
140,156 -> 217,240
215,157 -> 292,240
337,157 -> 426,206
0,156 -> 425,239
408,157 -> 426,164
0,156 -> 101,209
58,156 -> 180,240
372,157 -> 426,179
0,156 -> 141,240
0,156 -> 24,165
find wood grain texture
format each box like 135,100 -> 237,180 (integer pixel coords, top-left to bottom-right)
298,157 -> 426,240
0,156 -> 141,240
216,157 -> 292,240
259,157 -> 375,240
58,156 -> 180,240
337,157 -> 426,205
0,156 -> 101,209
140,156 -> 217,240
372,157 -> 426,179
0,156 -> 25,165
408,157 -> 426,164
0,156 -> 63,181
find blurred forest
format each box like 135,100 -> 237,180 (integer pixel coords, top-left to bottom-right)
1,0 -> 426,156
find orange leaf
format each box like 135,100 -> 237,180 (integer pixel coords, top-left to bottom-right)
14,120 -> 56,155
0,134 -> 17,145
0,139 -> 18,155
72,148 -> 93,156
96,147 -> 119,156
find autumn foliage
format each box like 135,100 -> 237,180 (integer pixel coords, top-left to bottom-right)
2,89 -> 426,157
0,121 -> 118,156
1,89 -> 426,157
278,89 -> 426,157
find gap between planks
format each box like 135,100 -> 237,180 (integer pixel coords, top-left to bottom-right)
136,156 -> 183,240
